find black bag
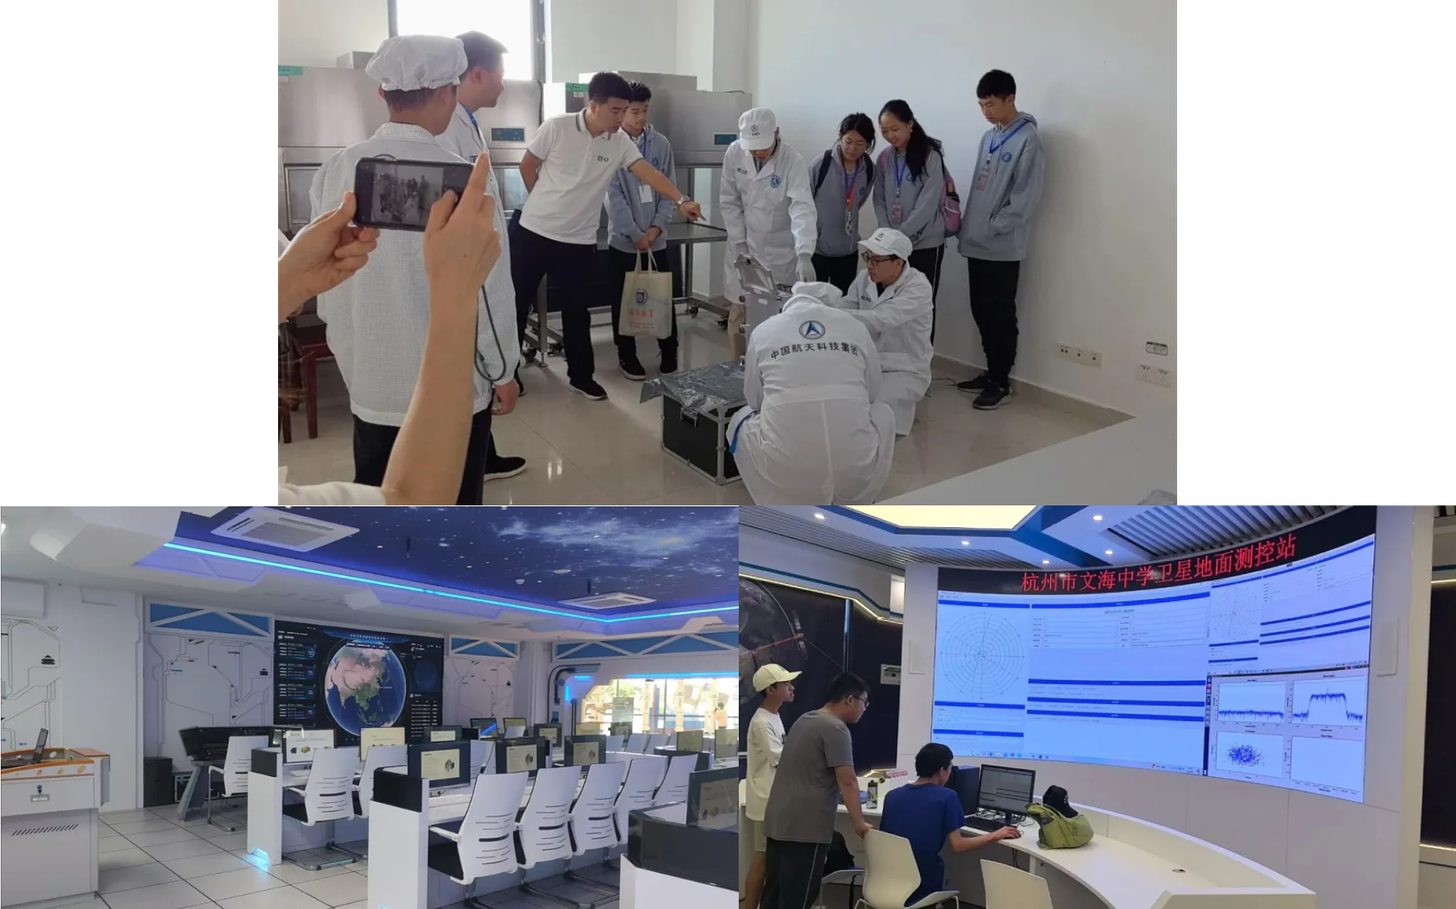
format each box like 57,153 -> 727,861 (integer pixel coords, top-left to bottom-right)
812,150 -> 875,197
823,830 -> 855,876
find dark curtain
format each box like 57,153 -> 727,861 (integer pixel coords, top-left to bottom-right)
846,605 -> 903,772
1423,584 -> 1456,846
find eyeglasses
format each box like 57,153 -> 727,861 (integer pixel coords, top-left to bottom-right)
861,253 -> 896,266
850,694 -> 870,708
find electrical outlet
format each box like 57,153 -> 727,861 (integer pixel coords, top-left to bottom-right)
1057,343 -> 1074,361
1154,367 -> 1174,388
1086,349 -> 1102,367
1137,363 -> 1156,384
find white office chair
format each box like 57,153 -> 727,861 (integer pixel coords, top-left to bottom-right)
653,753 -> 699,806
664,731 -> 678,748
427,771 -> 530,908
851,830 -> 960,909
516,765 -> 583,907
336,744 -> 407,858
207,734 -> 267,831
624,733 -> 647,753
565,760 -> 628,900
471,739 -> 498,775
281,747 -> 359,868
980,859 -> 1052,909
645,733 -> 670,752
612,755 -> 667,846
605,735 -> 625,753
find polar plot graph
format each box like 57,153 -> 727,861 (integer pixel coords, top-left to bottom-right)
938,613 -> 1027,699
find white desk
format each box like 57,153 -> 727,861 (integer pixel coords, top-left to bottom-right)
246,749 -> 346,866
882,410 -> 1175,504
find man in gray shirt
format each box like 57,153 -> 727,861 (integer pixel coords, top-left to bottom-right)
761,672 -> 873,909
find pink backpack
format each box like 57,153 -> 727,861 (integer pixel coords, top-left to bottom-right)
879,148 -> 961,238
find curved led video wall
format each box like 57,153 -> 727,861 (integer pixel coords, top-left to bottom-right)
933,507 -> 1376,802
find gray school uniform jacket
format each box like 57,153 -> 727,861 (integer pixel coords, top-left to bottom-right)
606,126 -> 675,254
810,149 -> 875,257
957,112 -> 1045,262
873,146 -> 946,251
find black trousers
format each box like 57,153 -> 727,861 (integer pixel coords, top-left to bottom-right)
812,252 -> 860,295
606,246 -> 680,357
352,408 -> 494,505
967,257 -> 1022,386
510,225 -> 598,383
907,245 -> 946,341
762,838 -> 829,909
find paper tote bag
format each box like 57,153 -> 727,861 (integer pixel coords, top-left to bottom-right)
618,250 -> 674,339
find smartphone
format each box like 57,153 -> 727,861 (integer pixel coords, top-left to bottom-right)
354,156 -> 473,231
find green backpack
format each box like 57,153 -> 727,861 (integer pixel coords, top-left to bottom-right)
1024,803 -> 1094,849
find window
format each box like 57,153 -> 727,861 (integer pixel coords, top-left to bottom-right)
391,0 -> 537,82
581,676 -> 738,734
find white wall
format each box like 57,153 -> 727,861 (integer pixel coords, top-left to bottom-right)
547,0 -> 680,82
676,0 -> 715,88
443,655 -> 518,726
0,580 -> 144,812
143,630 -> 274,772
748,0 -> 1175,417
898,508 -> 1434,909
278,0 -> 389,67
739,525 -> 897,614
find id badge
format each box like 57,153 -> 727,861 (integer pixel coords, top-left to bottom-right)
638,184 -> 654,204
974,167 -> 991,191
890,202 -> 903,223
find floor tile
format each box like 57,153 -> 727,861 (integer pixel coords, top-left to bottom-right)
203,832 -> 250,851
101,810 -> 157,825
186,867 -> 289,901
293,871 -> 368,906
163,851 -> 253,879
100,880 -> 211,909
99,847 -> 157,871
110,819 -> 179,835
256,862 -> 353,885
9,896 -> 110,909
100,836 -> 136,854
143,837 -> 228,861
126,827 -> 204,847
98,861 -> 181,892
336,902 -> 368,909
191,823 -> 243,839
217,887 -> 330,909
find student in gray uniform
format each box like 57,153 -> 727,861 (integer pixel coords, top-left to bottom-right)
761,672 -> 873,909
955,70 -> 1046,411
874,100 -> 947,335
809,113 -> 877,294
605,81 -> 680,380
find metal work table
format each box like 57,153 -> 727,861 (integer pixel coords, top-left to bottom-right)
523,221 -> 730,364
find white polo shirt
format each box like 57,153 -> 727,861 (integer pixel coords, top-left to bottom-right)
520,112 -> 645,245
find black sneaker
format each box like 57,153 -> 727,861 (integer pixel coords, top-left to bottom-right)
618,353 -> 647,381
570,378 -> 609,401
659,350 -> 679,375
956,372 -> 993,393
973,383 -> 1012,410
482,455 -> 527,482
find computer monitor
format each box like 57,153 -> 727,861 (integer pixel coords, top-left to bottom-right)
563,735 -> 605,766
575,723 -> 603,736
949,765 -> 981,818
609,721 -> 632,738
533,723 -> 561,747
676,729 -> 705,753
687,766 -> 737,830
283,729 -> 335,765
713,728 -> 738,761
470,717 -> 501,736
271,726 -> 302,748
502,717 -> 528,736
31,728 -> 49,764
976,764 -> 1035,823
426,727 -> 461,743
360,726 -> 406,760
496,736 -> 546,776
409,741 -> 470,789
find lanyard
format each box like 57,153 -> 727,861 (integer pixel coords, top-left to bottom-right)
634,130 -> 649,161
464,107 -> 481,146
842,159 -> 860,234
988,120 -> 1028,156
893,152 -> 910,190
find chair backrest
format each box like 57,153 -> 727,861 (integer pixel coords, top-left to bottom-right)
646,733 -> 670,752
517,765 -> 581,869
605,735 -> 625,753
653,753 -> 699,806
470,739 -> 497,775
862,830 -> 924,909
357,744 -> 407,818
981,858 -> 1054,909
302,747 -> 358,823
456,771 -> 531,883
613,754 -> 668,842
568,760 -> 627,856
221,735 -> 268,796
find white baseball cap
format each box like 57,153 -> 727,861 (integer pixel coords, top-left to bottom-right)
858,228 -> 913,260
738,108 -> 778,151
752,663 -> 801,692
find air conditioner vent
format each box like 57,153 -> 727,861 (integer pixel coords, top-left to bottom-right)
210,508 -> 359,552
558,592 -> 655,609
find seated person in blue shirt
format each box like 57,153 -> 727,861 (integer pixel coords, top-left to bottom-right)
879,743 -> 1020,906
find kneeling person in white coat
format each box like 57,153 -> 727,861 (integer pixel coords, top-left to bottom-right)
729,286 -> 896,504
838,228 -> 933,435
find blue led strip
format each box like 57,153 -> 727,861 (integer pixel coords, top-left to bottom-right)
160,543 -> 736,624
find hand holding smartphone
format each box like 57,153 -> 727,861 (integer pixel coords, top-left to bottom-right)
354,156 -> 476,231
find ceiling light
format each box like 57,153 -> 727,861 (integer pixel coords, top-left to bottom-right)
1105,550 -> 1114,555
814,513 -> 825,520
961,540 -> 969,546
1092,514 -> 1103,521
1042,560 -> 1050,565
844,506 -> 1033,530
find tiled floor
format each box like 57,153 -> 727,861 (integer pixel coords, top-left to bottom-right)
278,313 -> 1118,504
19,808 -> 616,909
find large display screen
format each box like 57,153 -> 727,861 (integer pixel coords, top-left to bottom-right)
932,507 -> 1375,802
274,619 -> 444,744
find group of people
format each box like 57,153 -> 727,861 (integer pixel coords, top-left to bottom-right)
723,75 -> 1045,504
745,665 -> 1019,909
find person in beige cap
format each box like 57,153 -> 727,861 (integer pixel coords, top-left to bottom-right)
743,663 -> 800,909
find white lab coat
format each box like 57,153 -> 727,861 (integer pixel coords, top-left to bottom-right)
728,299 -> 896,504
720,139 -> 817,304
309,122 -> 520,426
436,104 -> 517,324
839,266 -> 934,435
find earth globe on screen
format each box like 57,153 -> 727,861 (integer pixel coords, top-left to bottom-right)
324,646 -> 407,736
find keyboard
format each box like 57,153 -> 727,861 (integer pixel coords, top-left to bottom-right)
963,814 -> 1016,832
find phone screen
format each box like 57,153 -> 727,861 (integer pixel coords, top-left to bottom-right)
355,157 -> 473,231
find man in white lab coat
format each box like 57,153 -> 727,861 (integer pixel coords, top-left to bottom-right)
310,35 -> 520,505
721,108 -> 817,357
728,285 -> 896,504
434,30 -> 526,482
836,228 -> 933,435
